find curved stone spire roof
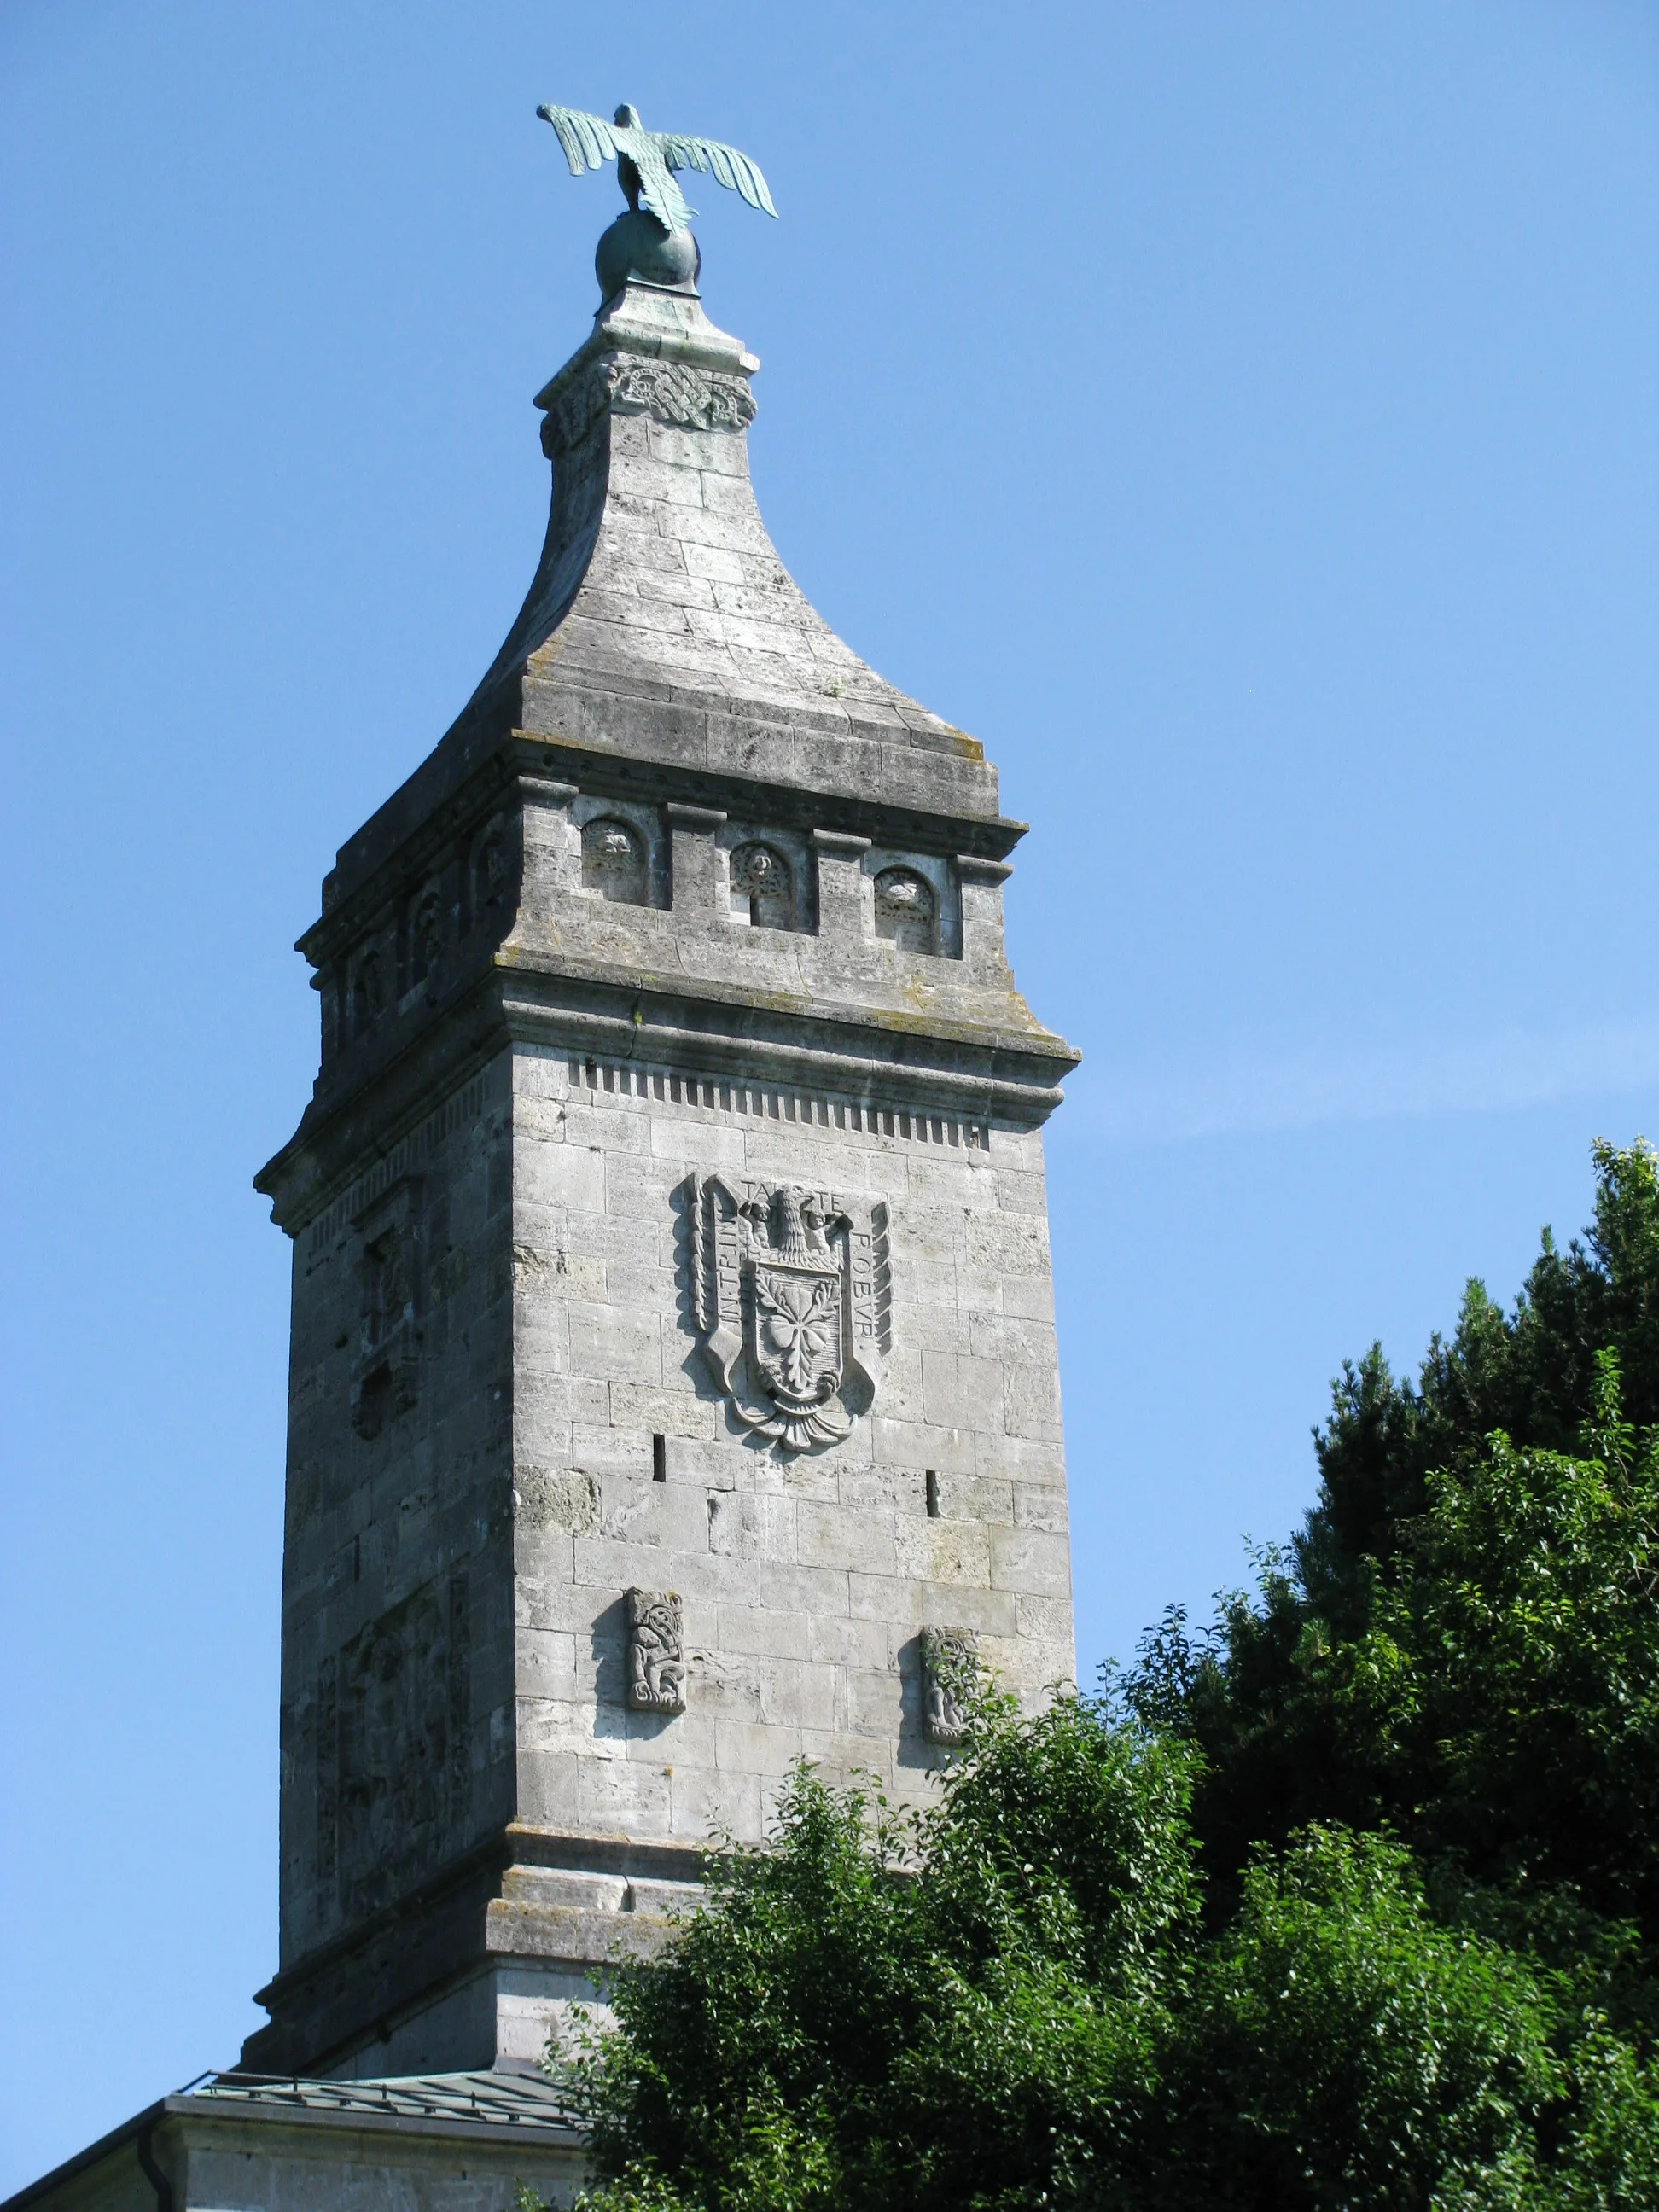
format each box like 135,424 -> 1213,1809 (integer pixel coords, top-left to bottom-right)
439,281 -> 1002,832
283,264 -> 1076,1199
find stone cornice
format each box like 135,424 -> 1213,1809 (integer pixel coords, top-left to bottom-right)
255,953 -> 1078,1233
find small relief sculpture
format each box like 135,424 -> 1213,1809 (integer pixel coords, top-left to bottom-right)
582,815 -> 649,905
472,821 -> 509,918
730,841 -> 793,929
351,949 -> 385,1037
874,867 -> 938,953
922,1626 -> 981,1746
627,1589 -> 686,1714
410,888 -> 444,983
686,1178 -> 890,1452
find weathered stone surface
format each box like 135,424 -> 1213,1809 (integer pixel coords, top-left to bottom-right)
243,272 -> 1080,2084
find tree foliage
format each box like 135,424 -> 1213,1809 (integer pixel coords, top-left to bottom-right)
562,1705 -> 1659,2209
1129,1141 -> 1659,1936
554,1142 -> 1659,2210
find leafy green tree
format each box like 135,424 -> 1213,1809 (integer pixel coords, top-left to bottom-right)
1166,1827 -> 1563,2208
555,1140 -> 1659,2209
562,1703 -> 1659,2211
1130,1142 -> 1659,1930
566,1700 -> 1200,2212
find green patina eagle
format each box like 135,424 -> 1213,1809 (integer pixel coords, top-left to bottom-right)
537,102 -> 777,235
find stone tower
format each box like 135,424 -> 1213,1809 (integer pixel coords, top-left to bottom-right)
244,246 -> 1080,2082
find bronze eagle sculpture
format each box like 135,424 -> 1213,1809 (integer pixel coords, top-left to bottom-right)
537,102 -> 777,236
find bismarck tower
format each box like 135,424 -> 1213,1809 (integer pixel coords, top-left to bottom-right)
245,105 -> 1081,2087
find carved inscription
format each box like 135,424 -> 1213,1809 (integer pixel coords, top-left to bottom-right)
686,1177 -> 890,1452
315,1569 -> 471,1921
627,1589 -> 686,1714
922,1625 -> 980,1746
352,1181 -> 421,1441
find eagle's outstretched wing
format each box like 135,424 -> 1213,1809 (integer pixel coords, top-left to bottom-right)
537,103 -> 618,178
656,133 -> 777,218
537,104 -> 776,234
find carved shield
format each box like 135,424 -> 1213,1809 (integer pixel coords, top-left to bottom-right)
750,1262 -> 843,1412
685,1173 -> 890,1454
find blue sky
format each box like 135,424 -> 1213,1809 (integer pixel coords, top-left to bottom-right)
3,0 -> 1656,2188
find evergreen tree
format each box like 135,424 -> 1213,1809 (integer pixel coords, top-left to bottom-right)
1131,1141 -> 1659,1931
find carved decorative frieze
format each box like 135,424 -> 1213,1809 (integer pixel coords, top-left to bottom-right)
921,1626 -> 980,1746
685,1177 -> 890,1452
613,357 -> 755,429
626,1589 -> 687,1714
541,356 -> 756,457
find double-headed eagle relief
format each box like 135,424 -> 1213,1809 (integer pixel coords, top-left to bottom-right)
538,102 -> 777,236
685,1178 -> 890,1452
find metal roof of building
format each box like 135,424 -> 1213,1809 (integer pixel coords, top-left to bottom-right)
1,2069 -> 585,2211
179,2067 -> 580,2129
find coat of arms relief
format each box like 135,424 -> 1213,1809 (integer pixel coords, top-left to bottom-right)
684,1176 -> 891,1452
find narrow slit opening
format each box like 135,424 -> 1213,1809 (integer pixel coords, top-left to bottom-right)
652,1434 -> 667,1482
925,1470 -> 940,1519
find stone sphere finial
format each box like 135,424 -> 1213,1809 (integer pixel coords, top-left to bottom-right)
595,210 -> 701,301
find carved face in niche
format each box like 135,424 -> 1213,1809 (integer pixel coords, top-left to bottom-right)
474,828 -> 507,914
875,866 -> 937,953
582,815 -> 648,905
352,950 -> 384,1034
730,840 -> 793,929
412,892 -> 443,976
